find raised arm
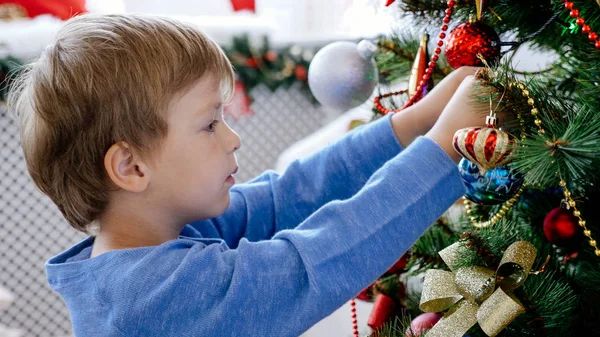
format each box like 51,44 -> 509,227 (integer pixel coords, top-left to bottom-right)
186,67 -> 480,248
109,136 -> 466,336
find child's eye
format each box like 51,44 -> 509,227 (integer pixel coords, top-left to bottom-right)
204,120 -> 219,132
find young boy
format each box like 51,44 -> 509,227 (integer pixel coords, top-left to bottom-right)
9,14 -> 488,337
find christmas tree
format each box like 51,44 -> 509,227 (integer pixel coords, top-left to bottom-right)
309,0 -> 600,336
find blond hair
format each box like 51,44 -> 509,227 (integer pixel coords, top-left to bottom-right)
8,14 -> 234,233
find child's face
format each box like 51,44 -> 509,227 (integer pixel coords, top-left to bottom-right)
147,75 -> 241,223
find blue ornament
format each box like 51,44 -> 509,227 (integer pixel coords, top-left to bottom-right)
458,158 -> 524,205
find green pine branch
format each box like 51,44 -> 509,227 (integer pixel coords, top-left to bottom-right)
511,106 -> 600,187
375,33 -> 421,84
406,221 -> 461,274
366,315 -> 416,337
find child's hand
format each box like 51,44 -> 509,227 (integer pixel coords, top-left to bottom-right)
411,66 -> 482,130
426,75 -> 490,163
390,66 -> 481,148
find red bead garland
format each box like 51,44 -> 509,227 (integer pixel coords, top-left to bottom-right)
563,0 -> 600,49
350,299 -> 359,337
374,0 -> 455,114
373,90 -> 409,114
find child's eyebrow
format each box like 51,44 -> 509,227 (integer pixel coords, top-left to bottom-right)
196,102 -> 222,117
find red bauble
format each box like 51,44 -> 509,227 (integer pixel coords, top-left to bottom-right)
368,293 -> 396,331
405,312 -> 443,336
543,207 -> 580,246
444,21 -> 500,69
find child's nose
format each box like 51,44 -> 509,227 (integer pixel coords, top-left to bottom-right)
224,125 -> 241,153
232,131 -> 241,152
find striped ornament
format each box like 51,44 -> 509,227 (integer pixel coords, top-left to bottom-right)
453,126 -> 513,173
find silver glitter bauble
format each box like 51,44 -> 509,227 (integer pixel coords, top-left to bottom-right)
308,40 -> 378,111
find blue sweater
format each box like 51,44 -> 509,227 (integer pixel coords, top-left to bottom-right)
46,114 -> 465,336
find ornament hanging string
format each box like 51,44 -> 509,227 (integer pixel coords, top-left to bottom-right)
491,11 -> 561,56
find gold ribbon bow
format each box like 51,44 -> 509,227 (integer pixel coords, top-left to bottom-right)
419,241 -> 537,337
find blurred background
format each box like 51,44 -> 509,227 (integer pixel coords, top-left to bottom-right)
0,1 -> 556,337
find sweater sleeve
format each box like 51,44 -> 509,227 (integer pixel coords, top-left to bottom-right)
187,113 -> 405,248
113,137 -> 466,337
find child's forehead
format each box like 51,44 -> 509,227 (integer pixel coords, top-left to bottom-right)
168,75 -> 225,113
188,75 -> 225,102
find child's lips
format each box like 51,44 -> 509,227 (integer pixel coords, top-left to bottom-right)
226,167 -> 238,184
225,175 -> 236,184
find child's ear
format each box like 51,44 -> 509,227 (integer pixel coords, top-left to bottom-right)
104,142 -> 151,193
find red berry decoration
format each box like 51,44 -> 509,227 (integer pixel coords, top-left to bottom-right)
264,50 -> 278,62
294,65 -> 308,81
246,57 -> 258,68
445,21 -> 501,69
543,207 -> 581,246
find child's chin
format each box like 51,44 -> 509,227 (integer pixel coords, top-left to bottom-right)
205,198 -> 231,219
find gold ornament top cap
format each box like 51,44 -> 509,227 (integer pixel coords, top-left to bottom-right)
475,0 -> 484,20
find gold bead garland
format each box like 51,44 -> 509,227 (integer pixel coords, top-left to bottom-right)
512,80 -> 599,257
559,180 -> 600,257
464,186 -> 525,229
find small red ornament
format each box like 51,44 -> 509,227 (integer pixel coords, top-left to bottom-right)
264,50 -> 278,62
294,65 -> 308,82
230,0 -> 255,12
246,57 -> 259,68
543,207 -> 580,246
445,21 -> 500,69
405,312 -> 443,336
368,293 -> 396,331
